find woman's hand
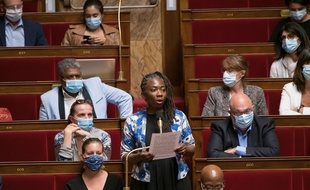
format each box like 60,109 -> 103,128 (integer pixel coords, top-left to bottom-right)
88,35 -> 106,45
64,123 -> 80,134
139,152 -> 154,162
175,143 -> 187,155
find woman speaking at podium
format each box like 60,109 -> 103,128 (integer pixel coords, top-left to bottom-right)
121,71 -> 195,190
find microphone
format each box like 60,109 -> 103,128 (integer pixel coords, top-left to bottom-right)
123,146 -> 150,190
156,111 -> 163,134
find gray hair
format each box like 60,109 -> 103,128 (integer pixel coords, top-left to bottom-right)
57,58 -> 81,78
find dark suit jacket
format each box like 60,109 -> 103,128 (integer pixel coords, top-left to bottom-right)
207,115 -> 279,158
0,16 -> 48,46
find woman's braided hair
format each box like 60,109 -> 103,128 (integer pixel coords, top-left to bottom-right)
140,71 -> 175,131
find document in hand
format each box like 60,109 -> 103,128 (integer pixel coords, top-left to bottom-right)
149,131 -> 181,160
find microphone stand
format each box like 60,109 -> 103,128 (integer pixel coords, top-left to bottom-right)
123,146 -> 150,190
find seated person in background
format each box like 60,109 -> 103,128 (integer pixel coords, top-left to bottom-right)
39,58 -> 132,120
0,176 -> 2,190
0,107 -> 12,121
201,54 -> 268,117
269,0 -> 310,42
64,138 -> 124,190
54,99 -> 111,161
270,22 -> 310,78
200,165 -> 225,190
61,0 -> 120,46
0,0 -> 48,46
207,93 -> 279,158
280,48 -> 310,115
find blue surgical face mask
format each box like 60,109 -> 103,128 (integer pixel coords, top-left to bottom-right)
234,111 -> 254,129
77,118 -> 93,131
64,79 -> 83,94
222,71 -> 241,88
85,17 -> 102,30
291,8 -> 307,21
84,154 -> 104,171
302,65 -> 310,80
282,38 -> 300,53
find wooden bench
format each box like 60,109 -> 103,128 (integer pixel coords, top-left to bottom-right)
190,116 -> 310,158
0,161 -> 123,190
0,119 -> 123,161
0,46 -> 130,91
20,11 -> 130,45
194,157 -> 310,190
181,8 -> 284,44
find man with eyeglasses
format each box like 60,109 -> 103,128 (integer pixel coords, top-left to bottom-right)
200,165 -> 225,190
39,58 -> 133,120
0,0 -> 48,46
207,93 -> 279,158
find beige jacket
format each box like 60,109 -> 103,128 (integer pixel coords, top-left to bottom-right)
61,23 -> 120,46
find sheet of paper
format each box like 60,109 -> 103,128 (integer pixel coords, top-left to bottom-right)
149,131 -> 180,160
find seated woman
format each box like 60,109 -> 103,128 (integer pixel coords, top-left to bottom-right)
54,99 -> 111,161
64,137 -> 124,190
201,54 -> 268,117
280,48 -> 310,115
121,71 -> 195,190
270,22 -> 310,78
0,107 -> 12,121
61,0 -> 120,46
269,0 -> 310,42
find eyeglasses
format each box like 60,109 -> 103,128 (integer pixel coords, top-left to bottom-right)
201,182 -> 225,190
279,33 -> 298,42
5,2 -> 23,10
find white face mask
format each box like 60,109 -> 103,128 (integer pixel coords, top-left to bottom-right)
6,8 -> 23,23
222,71 -> 241,88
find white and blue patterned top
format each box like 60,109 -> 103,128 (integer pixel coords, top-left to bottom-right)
121,109 -> 195,182
54,127 -> 111,161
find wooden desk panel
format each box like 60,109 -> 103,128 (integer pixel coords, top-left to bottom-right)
0,161 -> 123,174
0,119 -> 121,131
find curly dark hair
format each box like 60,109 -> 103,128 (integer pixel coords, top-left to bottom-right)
140,71 -> 175,131
285,0 -> 309,6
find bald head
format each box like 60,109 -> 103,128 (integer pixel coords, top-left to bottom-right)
201,165 -> 224,188
229,93 -> 253,115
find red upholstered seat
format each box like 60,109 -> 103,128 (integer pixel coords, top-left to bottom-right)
0,131 -> 49,161
2,175 -> 55,190
0,58 -> 57,82
198,91 -> 208,116
191,19 -> 281,44
264,90 -> 282,115
108,130 -> 122,160
201,129 -> 211,157
55,174 -> 79,190
188,0 -> 285,9
194,54 -> 273,78
188,0 -> 248,9
0,94 -> 41,120
224,170 -> 293,190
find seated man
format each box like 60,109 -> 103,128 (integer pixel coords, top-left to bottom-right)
39,58 -> 133,120
207,93 -> 279,158
200,164 -> 225,190
0,0 -> 48,46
